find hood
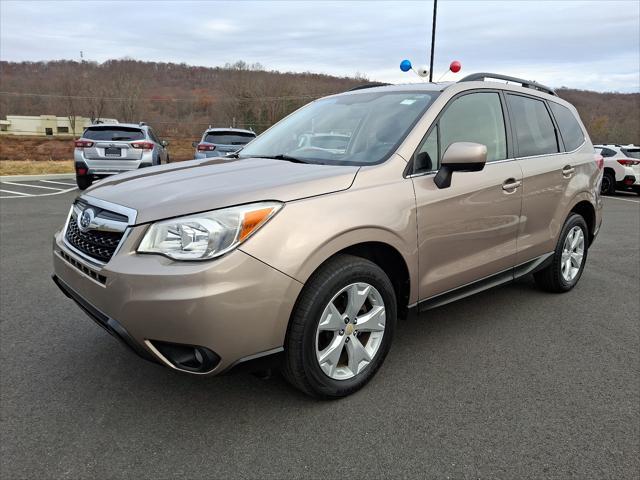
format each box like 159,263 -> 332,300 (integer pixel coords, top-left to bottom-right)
83,157 -> 359,224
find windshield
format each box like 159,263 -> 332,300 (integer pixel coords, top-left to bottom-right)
239,91 -> 439,165
204,131 -> 255,145
83,127 -> 145,141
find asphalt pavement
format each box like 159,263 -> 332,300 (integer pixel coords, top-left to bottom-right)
1,188 -> 638,479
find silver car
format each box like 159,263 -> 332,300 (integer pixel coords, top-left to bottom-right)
74,123 -> 169,190
193,128 -> 256,159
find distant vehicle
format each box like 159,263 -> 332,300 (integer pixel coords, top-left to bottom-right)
193,128 -> 256,158
74,123 -> 169,190
594,144 -> 640,195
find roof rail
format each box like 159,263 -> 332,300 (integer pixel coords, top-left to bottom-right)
347,83 -> 391,92
459,73 -> 557,96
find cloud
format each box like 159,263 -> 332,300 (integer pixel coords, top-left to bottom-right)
1,0 -> 638,92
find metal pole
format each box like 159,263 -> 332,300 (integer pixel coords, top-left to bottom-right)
429,0 -> 437,82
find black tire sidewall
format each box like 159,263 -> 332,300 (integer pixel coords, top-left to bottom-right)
76,175 -> 92,190
602,172 -> 616,195
294,258 -> 397,397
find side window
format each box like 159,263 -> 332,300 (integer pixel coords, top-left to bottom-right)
549,102 -> 585,151
599,147 -> 617,158
507,94 -> 559,157
439,92 -> 507,163
414,126 -> 438,172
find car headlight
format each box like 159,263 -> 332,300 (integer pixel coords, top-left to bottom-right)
137,201 -> 283,260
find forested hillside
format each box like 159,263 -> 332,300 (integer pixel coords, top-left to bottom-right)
0,59 -> 638,144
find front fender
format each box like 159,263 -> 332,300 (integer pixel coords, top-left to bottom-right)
239,166 -> 419,304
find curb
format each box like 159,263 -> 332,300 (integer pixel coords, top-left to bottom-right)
0,173 -> 75,182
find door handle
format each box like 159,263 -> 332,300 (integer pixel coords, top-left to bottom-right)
502,178 -> 521,192
562,165 -> 575,178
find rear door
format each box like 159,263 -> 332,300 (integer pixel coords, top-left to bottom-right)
82,127 -> 144,162
412,90 -> 523,301
507,93 -> 586,264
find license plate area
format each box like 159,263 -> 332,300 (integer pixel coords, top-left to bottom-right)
105,147 -> 121,156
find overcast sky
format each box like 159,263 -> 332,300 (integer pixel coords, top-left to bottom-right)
1,0 -> 639,92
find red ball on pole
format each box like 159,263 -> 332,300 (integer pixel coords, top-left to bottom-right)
450,61 -> 462,73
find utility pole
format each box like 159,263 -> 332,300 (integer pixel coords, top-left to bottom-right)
429,0 -> 437,82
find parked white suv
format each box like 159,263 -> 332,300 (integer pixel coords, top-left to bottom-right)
594,144 -> 640,195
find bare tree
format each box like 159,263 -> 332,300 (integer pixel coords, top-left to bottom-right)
57,63 -> 85,138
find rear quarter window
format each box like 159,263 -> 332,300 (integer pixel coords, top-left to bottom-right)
598,147 -> 618,158
549,102 -> 585,151
83,127 -> 145,141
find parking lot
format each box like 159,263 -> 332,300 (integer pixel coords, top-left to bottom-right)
0,187 -> 638,479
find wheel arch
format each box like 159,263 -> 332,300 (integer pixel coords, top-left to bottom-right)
569,199 -> 596,245
295,235 -> 415,319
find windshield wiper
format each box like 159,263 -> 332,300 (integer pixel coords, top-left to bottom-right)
251,154 -> 311,164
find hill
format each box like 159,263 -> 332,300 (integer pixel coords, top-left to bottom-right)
0,59 -> 638,144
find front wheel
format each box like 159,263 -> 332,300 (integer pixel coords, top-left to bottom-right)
282,254 -> 397,398
534,213 -> 588,293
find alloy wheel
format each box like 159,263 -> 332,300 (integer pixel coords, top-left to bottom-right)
315,282 -> 386,380
561,226 -> 585,282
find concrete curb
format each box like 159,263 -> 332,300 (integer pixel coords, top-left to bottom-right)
0,173 -> 75,182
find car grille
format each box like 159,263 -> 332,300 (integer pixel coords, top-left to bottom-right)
65,209 -> 126,263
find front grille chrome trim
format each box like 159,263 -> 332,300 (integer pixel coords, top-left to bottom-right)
62,196 -> 138,266
81,195 -> 138,224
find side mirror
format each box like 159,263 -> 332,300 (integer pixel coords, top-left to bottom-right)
192,141 -> 198,148
161,140 -> 169,147
434,142 -> 487,189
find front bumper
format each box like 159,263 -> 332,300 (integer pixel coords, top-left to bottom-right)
52,227 -> 303,374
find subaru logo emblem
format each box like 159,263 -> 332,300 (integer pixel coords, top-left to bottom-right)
78,208 -> 95,233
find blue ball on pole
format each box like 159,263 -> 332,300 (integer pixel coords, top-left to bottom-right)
400,59 -> 412,72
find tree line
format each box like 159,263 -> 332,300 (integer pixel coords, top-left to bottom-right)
0,59 -> 637,144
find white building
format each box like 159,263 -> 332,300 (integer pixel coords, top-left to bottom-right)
0,115 -> 119,137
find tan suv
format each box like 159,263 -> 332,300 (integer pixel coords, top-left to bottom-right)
52,73 -> 603,398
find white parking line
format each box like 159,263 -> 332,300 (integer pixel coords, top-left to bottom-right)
604,196 -> 640,204
39,180 -> 76,186
1,181 -> 66,191
0,185 -> 77,199
0,189 -> 32,197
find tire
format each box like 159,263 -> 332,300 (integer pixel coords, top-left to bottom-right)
601,171 -> 616,195
534,213 -> 589,293
282,254 -> 397,399
76,175 -> 92,190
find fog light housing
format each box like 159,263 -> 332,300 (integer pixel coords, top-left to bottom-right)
150,340 -> 220,373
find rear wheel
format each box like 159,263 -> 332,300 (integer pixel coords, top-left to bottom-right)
601,171 -> 616,195
76,175 -> 93,190
534,213 -> 588,293
282,254 -> 396,398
